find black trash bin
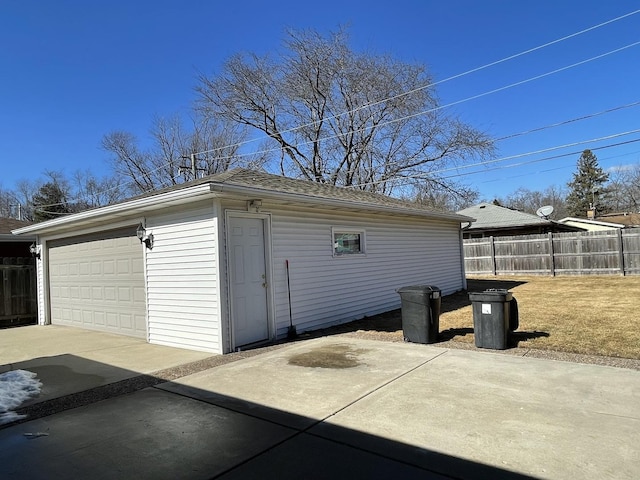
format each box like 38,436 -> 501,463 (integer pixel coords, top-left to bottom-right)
396,285 -> 441,344
469,289 -> 514,350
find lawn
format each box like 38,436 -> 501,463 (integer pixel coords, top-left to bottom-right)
439,276 -> 640,359
312,275 -> 640,360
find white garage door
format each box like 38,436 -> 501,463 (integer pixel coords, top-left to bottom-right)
48,227 -> 147,338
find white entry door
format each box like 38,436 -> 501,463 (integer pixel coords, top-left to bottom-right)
228,216 -> 269,347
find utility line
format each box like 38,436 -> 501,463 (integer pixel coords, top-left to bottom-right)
193,8 -> 640,158
477,148 -> 640,184
439,138 -> 640,180
347,133 -> 640,190
416,128 -> 640,177
188,40 -> 640,169
495,100 -> 640,142
34,133 -> 640,210
32,11 -> 640,208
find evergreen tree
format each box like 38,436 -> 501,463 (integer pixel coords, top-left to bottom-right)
566,150 -> 610,217
32,182 -> 72,222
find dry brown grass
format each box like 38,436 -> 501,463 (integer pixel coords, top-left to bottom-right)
439,276 -> 640,359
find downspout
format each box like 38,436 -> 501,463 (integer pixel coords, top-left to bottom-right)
459,227 -> 467,290
459,221 -> 473,290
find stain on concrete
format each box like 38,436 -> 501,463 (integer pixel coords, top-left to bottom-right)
287,344 -> 369,369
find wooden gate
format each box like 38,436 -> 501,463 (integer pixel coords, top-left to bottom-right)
0,257 -> 37,327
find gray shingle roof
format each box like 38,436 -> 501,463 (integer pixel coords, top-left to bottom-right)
0,217 -> 31,235
136,168 -> 465,219
457,202 -> 550,229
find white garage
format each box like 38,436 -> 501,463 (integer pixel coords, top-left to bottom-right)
13,168 -> 471,354
48,227 -> 147,338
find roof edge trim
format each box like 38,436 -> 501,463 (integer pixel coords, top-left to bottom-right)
12,184 -> 215,235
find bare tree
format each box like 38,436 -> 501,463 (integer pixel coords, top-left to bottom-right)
410,178 -> 480,211
608,163 -> 640,212
498,185 -> 569,219
71,170 -> 129,210
196,27 -> 494,195
10,179 -> 41,221
103,114 -> 264,194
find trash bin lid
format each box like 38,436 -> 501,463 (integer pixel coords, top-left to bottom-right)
397,285 -> 441,295
468,289 -> 512,302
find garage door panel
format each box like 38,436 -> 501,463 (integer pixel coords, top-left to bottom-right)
49,227 -> 147,338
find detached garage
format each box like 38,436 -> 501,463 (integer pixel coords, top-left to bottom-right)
14,169 -> 471,354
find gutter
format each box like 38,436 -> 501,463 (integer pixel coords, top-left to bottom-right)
12,184 -> 215,235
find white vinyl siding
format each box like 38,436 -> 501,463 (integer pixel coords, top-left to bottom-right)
267,205 -> 464,337
145,202 -> 222,353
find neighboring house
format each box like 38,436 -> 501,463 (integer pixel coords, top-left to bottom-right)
457,203 -> 582,239
558,212 -> 640,231
0,217 -> 34,256
1,217 -> 37,327
13,169 -> 471,354
558,217 -> 624,232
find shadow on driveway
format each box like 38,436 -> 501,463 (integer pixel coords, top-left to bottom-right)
0,354 -> 537,480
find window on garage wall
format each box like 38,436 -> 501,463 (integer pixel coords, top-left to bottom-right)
332,228 -> 366,256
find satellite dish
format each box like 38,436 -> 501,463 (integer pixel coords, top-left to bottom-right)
536,205 -> 554,219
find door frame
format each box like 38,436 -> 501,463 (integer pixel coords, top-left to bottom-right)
224,210 -> 275,350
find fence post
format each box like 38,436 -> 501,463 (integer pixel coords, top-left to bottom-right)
2,258 -> 11,317
489,236 -> 496,275
548,232 -> 556,276
617,229 -> 625,276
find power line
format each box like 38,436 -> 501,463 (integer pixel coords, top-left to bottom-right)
347,132 -> 640,190
421,128 -> 640,177
439,138 -> 640,180
32,10 -> 640,208
189,40 -> 640,172
495,100 -> 640,142
93,13 -> 640,201
194,8 -> 640,158
477,149 -> 640,185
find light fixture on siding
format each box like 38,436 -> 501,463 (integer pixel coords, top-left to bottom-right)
136,223 -> 154,249
247,199 -> 262,213
29,242 -> 41,259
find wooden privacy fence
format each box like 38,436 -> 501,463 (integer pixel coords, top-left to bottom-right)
463,228 -> 640,276
0,257 -> 37,325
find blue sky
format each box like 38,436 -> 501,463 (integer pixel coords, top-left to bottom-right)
1,1 -> 639,202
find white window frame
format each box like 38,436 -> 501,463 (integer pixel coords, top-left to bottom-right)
332,227 -> 366,257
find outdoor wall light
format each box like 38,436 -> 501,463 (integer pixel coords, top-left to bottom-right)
247,199 -> 262,213
29,242 -> 41,259
136,223 -> 154,249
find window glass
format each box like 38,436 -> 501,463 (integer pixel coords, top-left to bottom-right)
333,231 -> 364,255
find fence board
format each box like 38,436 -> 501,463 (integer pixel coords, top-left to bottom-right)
464,228 -> 640,276
0,257 -> 37,325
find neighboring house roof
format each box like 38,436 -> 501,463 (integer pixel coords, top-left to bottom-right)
14,169 -> 472,236
558,217 -> 626,230
0,217 -> 33,242
595,212 -> 640,228
456,203 -> 552,230
0,217 -> 31,234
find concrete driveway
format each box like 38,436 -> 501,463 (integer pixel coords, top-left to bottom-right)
0,326 -> 639,479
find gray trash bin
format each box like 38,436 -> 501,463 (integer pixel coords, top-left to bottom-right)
469,289 -> 513,350
396,285 -> 441,344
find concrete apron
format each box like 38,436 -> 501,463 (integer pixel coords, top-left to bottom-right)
1,336 -> 639,479
160,337 -> 640,479
0,325 -> 213,404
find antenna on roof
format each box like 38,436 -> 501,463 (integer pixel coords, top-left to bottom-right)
536,205 -> 554,220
